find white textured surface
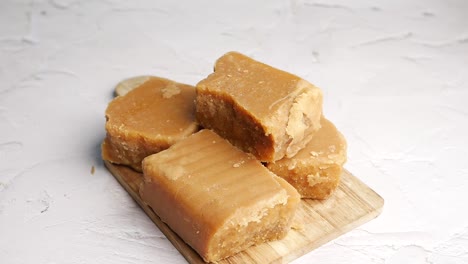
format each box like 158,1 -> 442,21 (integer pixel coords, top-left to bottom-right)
1,0 -> 467,263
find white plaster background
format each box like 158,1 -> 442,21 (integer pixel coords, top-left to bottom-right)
1,0 -> 467,263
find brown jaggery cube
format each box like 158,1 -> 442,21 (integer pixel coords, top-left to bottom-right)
102,77 -> 198,171
139,129 -> 300,262
267,118 -> 347,199
196,51 -> 323,162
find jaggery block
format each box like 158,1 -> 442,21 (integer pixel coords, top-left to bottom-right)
103,77 -> 198,171
196,51 -> 323,162
139,129 -> 300,262
267,118 -> 347,199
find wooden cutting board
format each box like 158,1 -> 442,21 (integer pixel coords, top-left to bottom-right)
104,161 -> 383,264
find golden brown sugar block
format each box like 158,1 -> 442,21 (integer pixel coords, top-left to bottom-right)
196,51 -> 323,162
139,129 -> 300,262
267,118 -> 347,199
103,77 -> 198,171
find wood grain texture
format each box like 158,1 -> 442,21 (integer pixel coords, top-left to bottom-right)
104,161 -> 383,264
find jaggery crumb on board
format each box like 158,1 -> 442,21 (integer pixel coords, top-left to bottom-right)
103,77 -> 198,171
140,129 -> 300,262
196,51 -> 323,162
267,118 -> 347,199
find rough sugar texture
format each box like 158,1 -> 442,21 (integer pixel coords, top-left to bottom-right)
196,51 -> 323,162
102,77 -> 198,172
139,129 -> 300,262
267,118 -> 347,199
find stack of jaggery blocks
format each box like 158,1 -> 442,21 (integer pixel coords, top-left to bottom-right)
102,52 -> 347,263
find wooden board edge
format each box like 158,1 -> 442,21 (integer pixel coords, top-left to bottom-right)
279,170 -> 384,263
